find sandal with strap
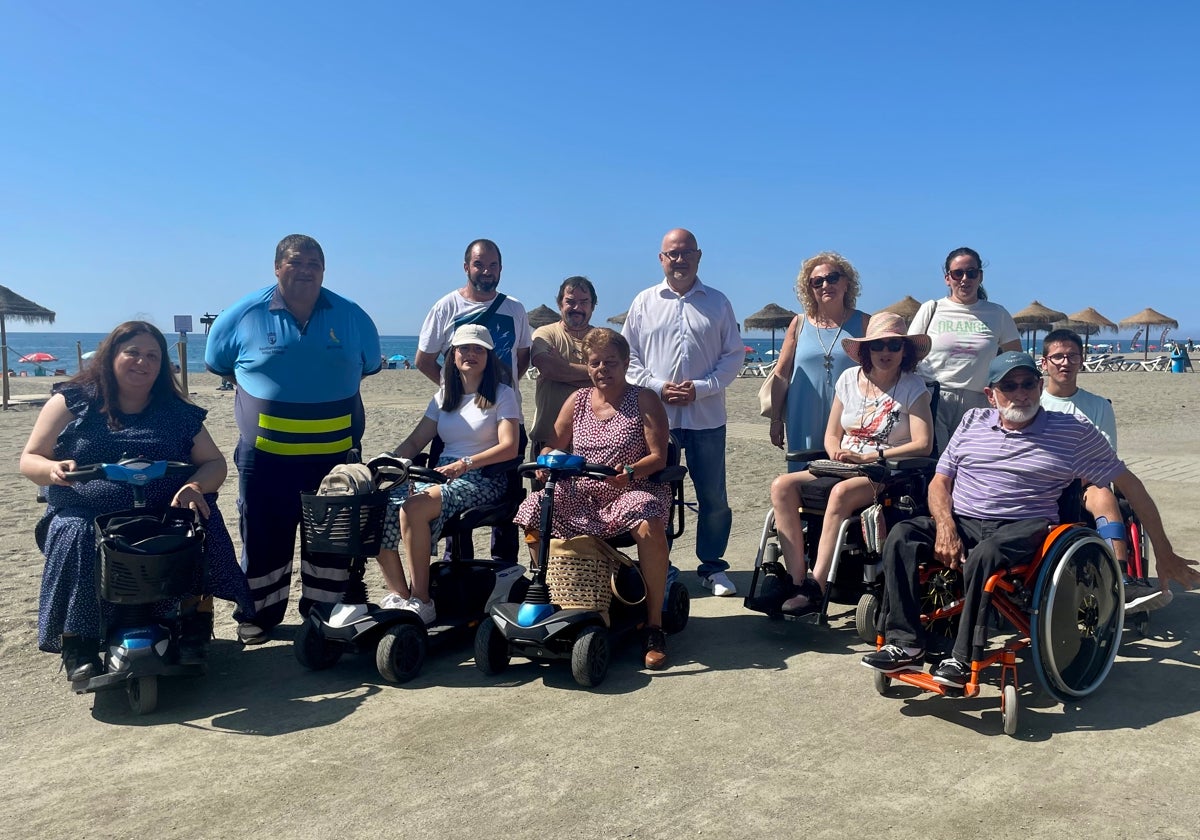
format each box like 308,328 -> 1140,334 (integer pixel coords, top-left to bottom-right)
780,578 -> 824,617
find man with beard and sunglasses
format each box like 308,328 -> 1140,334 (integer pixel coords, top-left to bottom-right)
863,352 -> 1199,687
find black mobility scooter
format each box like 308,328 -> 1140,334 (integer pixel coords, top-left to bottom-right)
293,448 -> 528,684
474,450 -> 690,688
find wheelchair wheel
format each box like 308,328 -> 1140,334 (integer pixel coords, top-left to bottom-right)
376,623 -> 427,684
294,618 -> 343,670
1002,684 -> 1019,736
474,618 -> 511,676
873,669 -> 892,696
855,592 -> 880,644
1030,527 -> 1124,702
663,581 -> 690,634
570,626 -> 610,688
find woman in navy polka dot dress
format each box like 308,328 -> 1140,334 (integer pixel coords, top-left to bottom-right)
20,321 -> 252,681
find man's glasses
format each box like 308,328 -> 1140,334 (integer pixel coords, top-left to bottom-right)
661,248 -> 698,262
948,268 -> 982,281
810,272 -> 842,288
1045,353 -> 1083,365
993,377 -> 1041,394
868,338 -> 905,352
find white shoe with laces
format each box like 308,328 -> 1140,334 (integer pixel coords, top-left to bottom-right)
380,592 -> 413,611
403,598 -> 438,625
701,571 -> 737,597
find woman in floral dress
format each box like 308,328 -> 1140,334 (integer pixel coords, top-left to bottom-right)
513,328 -> 672,669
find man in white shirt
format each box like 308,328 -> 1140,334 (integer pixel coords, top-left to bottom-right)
415,239 -> 532,560
623,228 -> 744,595
1040,328 -> 1165,611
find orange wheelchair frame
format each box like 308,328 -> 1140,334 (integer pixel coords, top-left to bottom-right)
873,523 -> 1125,736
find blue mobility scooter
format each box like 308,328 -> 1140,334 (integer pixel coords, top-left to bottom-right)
293,451 -> 528,684
473,451 -> 691,688
58,458 -> 208,715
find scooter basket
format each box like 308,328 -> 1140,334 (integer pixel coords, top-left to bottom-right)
94,508 -> 206,605
301,489 -> 388,556
546,536 -> 625,624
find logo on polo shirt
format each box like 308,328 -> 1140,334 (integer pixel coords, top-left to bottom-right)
267,330 -> 277,345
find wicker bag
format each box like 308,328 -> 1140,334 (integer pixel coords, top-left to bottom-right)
546,536 -> 632,626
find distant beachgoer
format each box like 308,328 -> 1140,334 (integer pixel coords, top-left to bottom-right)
908,246 -> 1021,451
205,234 -> 381,644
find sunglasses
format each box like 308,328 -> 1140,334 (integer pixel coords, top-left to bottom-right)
948,268 -> 982,281
810,272 -> 842,288
993,377 -> 1041,394
867,338 -> 905,353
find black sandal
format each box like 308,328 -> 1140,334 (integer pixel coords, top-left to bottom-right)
780,579 -> 824,617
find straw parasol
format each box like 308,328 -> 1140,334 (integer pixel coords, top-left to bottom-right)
606,311 -> 627,327
1055,307 -> 1118,353
527,304 -> 559,329
743,302 -> 799,355
1119,307 -> 1179,360
876,295 -> 923,326
1012,300 -> 1068,355
0,284 -> 57,410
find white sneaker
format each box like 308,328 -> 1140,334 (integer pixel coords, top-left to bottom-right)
380,592 -> 413,611
403,598 -> 437,625
1125,578 -> 1173,613
701,571 -> 737,597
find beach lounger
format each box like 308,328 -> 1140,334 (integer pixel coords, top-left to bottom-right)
1136,355 -> 1170,372
1082,354 -> 1110,373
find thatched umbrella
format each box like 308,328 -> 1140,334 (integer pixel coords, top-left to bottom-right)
1055,307 -> 1118,353
1012,301 -> 1068,355
607,311 -> 627,327
743,302 -> 799,355
527,304 -> 559,329
877,295 -> 922,326
1120,307 -> 1179,361
0,285 -> 57,410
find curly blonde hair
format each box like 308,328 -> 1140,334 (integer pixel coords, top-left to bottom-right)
794,251 -> 861,317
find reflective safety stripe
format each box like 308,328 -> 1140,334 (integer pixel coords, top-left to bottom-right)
255,436 -> 353,456
258,413 -> 351,434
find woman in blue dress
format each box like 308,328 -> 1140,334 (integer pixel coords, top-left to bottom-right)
20,321 -> 252,680
769,252 -> 869,471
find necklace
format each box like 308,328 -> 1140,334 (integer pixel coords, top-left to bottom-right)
812,318 -> 847,386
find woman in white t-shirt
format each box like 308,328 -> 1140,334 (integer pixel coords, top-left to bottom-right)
759,313 -> 934,616
908,246 -> 1022,450
375,324 -> 520,624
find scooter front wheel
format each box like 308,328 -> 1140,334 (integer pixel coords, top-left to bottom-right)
570,626 -> 610,688
127,675 -> 158,715
474,618 -> 511,676
376,623 -> 427,684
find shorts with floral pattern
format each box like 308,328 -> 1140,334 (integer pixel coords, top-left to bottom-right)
380,455 -> 508,551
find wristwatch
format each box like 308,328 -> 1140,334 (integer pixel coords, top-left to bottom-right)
624,465 -> 635,479
461,456 -> 474,470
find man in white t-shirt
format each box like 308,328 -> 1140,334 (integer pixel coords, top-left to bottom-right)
415,239 -> 532,413
1040,328 -> 1165,612
415,239 -> 532,559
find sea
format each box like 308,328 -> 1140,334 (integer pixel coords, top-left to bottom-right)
4,330 -> 1184,378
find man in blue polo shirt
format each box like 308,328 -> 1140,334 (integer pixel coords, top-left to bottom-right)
863,352 -> 1198,686
206,234 -> 381,644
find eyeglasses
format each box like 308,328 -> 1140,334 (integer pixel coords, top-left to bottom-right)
993,377 -> 1041,394
661,248 -> 698,262
948,268 -> 982,281
810,272 -> 843,288
867,338 -> 905,352
1045,353 -> 1083,365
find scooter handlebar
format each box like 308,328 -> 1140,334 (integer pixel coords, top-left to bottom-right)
62,459 -> 195,486
516,460 -> 617,481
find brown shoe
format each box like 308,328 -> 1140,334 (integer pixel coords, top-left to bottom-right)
643,627 -> 668,670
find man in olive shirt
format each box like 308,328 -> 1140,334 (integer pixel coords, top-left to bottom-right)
529,276 -> 597,453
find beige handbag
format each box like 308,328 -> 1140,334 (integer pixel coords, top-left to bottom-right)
758,315 -> 800,418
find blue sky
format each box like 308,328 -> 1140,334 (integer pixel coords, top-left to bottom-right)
3,1 -> 1198,340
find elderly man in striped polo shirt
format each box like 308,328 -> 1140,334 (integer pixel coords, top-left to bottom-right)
863,352 -> 1199,687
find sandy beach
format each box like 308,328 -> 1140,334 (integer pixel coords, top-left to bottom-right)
3,369 -> 1199,839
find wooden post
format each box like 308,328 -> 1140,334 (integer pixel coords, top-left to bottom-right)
178,339 -> 189,394
76,340 -> 83,373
